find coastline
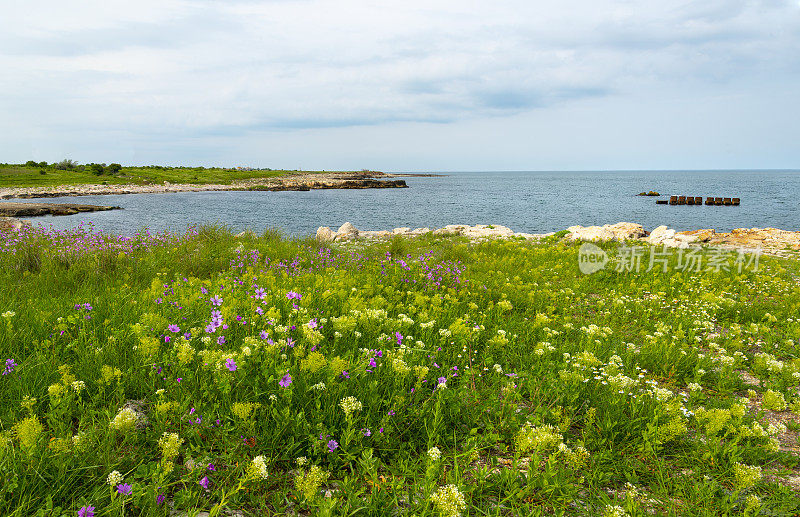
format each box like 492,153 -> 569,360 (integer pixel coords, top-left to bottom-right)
0,171 -> 407,199
316,222 -> 800,257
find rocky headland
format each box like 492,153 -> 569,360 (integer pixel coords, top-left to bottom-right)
0,202 -> 120,217
0,171 -> 407,200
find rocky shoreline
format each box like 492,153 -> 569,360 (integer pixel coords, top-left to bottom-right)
0,171 -> 406,200
316,222 -> 800,256
0,202 -> 121,217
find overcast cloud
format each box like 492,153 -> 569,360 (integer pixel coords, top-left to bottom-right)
1,0 -> 799,170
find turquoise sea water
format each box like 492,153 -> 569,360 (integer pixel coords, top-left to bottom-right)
14,170 -> 800,236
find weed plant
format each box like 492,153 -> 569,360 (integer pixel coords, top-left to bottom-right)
0,226 -> 799,516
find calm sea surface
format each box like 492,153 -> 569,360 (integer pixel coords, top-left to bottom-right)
14,170 -> 800,236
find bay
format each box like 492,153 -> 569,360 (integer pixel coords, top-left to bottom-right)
14,169 -> 800,236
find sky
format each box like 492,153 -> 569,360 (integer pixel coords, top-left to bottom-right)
1,0 -> 799,171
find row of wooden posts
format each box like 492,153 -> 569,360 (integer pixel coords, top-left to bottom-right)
655,196 -> 740,206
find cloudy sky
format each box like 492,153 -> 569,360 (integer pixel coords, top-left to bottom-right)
1,0 -> 799,171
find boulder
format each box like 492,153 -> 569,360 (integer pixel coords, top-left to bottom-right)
337,222 -> 358,236
334,222 -> 359,241
316,226 -> 335,242
463,225 -> 515,238
392,227 -> 411,234
646,225 -> 675,245
360,230 -> 392,239
516,232 -> 555,240
566,222 -> 644,242
565,225 -> 616,242
677,229 -> 715,243
432,225 -> 467,236
710,228 -> 800,248
0,217 -> 28,232
605,222 -> 647,240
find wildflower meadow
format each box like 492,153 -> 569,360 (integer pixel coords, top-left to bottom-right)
1,224 -> 799,516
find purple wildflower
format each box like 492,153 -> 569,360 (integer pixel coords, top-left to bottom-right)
208,464 -> 216,471
286,291 -> 302,300
225,359 -> 237,371
156,494 -> 165,505
2,358 -> 17,375
167,324 -> 180,333
327,440 -> 339,452
116,483 -> 132,496
363,428 -> 372,437
279,372 -> 292,387
199,476 -> 209,489
77,506 -> 95,517
210,295 -> 223,306
259,330 -> 269,340
217,336 -> 226,346
286,337 -> 295,348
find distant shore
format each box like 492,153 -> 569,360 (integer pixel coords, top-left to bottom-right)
0,171 -> 412,199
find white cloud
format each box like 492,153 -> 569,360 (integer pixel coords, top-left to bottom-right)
1,0 -> 798,168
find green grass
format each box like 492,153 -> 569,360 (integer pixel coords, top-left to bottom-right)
0,164 -> 352,188
1,227 -> 800,516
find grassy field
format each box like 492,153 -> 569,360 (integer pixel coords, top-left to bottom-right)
0,163 -> 336,188
0,225 -> 799,516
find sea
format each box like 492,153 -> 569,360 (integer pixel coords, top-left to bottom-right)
13,170 -> 800,236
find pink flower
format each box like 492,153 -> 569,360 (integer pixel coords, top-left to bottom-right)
199,476 -> 210,489
279,372 -> 292,387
